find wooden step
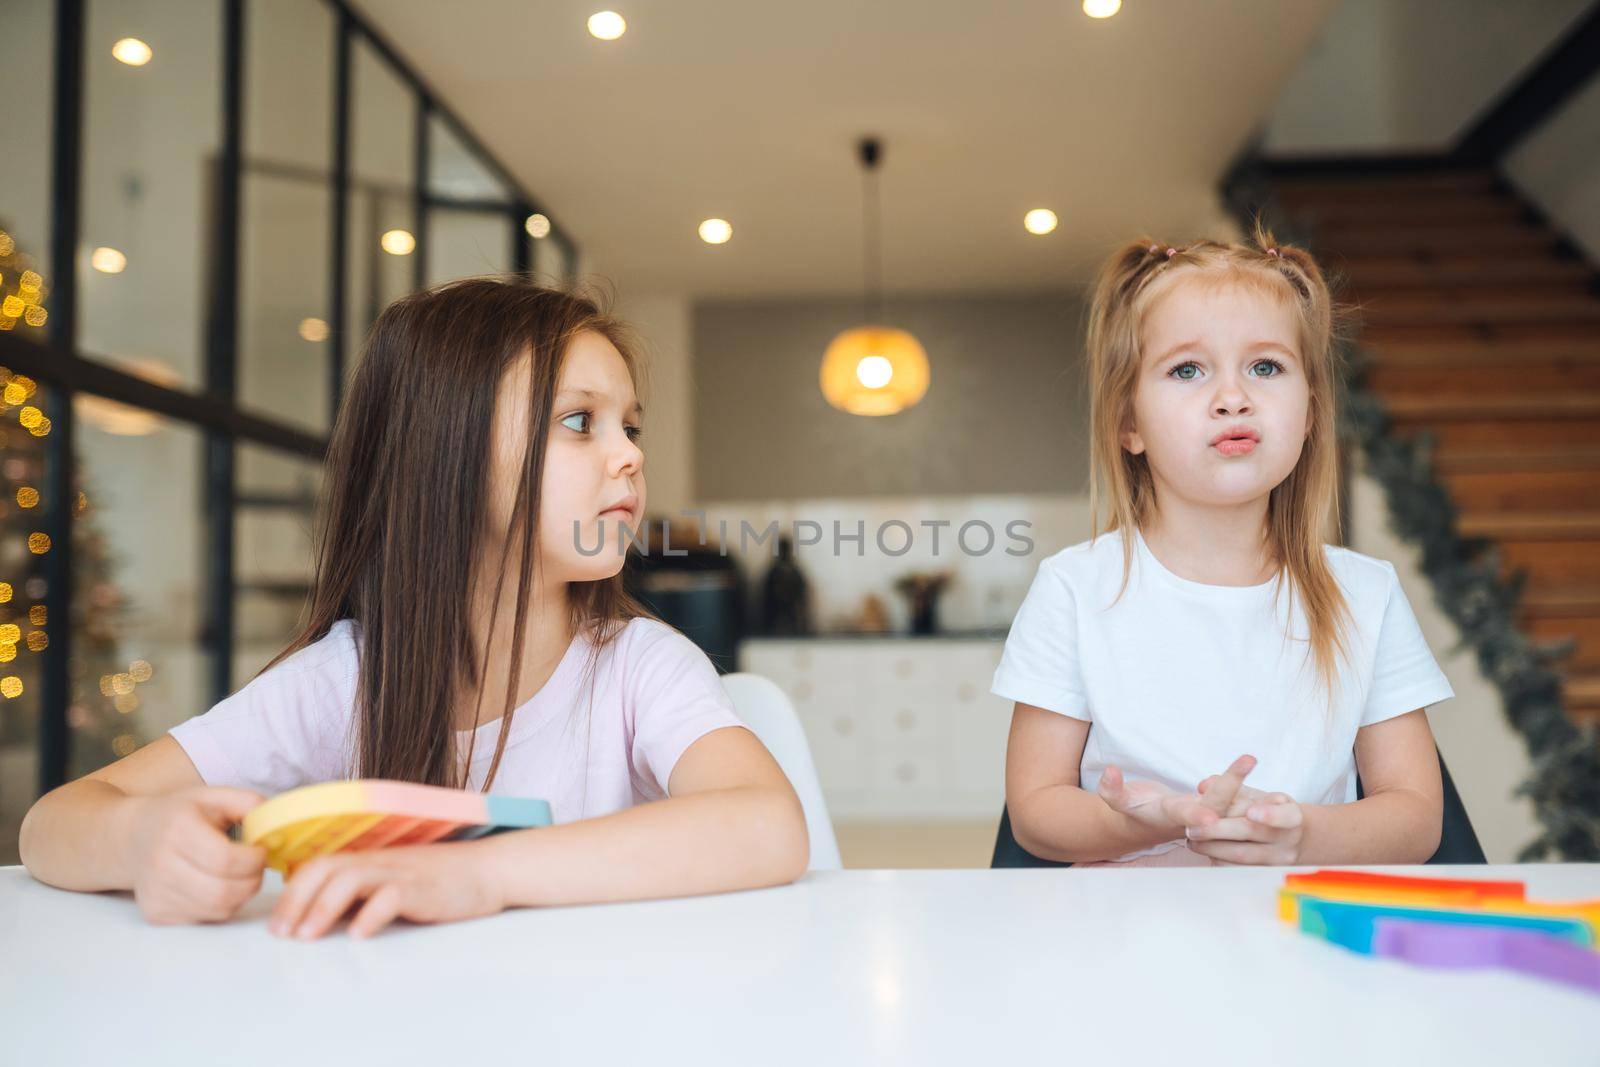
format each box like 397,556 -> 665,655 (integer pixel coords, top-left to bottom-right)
1269,169 -> 1500,199
1364,322 -> 1600,346
1276,193 -> 1525,227
1384,391 -> 1600,420
1365,360 -> 1600,393
1521,585 -> 1600,616
1318,216 -> 1545,242
1400,417 -> 1600,451
1361,338 -> 1600,367
1526,618 -> 1600,672
1441,468 -> 1600,511
1347,280 -> 1595,305
1330,253 -> 1592,287
1327,228 -> 1559,257
1563,674 -> 1600,723
1360,295 -> 1600,329
1496,539 -> 1600,587
1459,511 -> 1600,540
1431,444 -> 1600,474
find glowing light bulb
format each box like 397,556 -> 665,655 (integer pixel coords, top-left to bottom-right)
91,247 -> 127,273
855,355 -> 894,389
112,38 -> 153,66
1024,208 -> 1058,235
1083,0 -> 1121,18
380,229 -> 415,255
588,11 -> 626,40
698,219 -> 733,245
524,213 -> 551,239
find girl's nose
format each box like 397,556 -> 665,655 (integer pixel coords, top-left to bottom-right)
608,433 -> 644,478
1212,377 -> 1253,416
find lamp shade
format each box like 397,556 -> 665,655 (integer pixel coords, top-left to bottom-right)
819,326 -> 930,416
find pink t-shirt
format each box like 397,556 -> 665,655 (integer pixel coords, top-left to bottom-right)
168,617 -> 748,824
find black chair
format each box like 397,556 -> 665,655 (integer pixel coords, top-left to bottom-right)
991,749 -> 1486,868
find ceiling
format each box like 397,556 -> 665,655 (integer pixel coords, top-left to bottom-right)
356,0 -> 1337,298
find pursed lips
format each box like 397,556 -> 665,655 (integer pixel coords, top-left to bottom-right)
1210,426 -> 1259,456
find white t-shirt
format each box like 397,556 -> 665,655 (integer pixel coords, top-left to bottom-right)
991,528 -> 1453,861
170,617 -> 747,825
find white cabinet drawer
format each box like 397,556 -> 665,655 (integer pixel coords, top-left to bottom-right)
738,638 -> 1007,819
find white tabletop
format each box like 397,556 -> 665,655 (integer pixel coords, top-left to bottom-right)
2,863 -> 1595,1065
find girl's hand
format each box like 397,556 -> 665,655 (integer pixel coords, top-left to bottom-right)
268,842 -> 505,940
1098,754 -> 1257,834
120,786 -> 268,924
1183,791 -> 1305,865
1197,775 -> 1271,818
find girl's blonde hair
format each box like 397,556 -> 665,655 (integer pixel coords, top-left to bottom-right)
1085,224 -> 1353,706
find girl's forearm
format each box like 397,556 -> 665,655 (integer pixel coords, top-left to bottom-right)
1009,784 -> 1176,864
1297,789 -> 1441,865
474,784 -> 809,907
19,780 -> 142,891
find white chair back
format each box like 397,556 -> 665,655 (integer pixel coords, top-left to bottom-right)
720,672 -> 843,871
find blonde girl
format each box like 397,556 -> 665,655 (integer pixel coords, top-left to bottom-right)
994,229 -> 1453,867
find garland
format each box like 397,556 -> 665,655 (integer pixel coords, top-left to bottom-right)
1346,383 -> 1600,860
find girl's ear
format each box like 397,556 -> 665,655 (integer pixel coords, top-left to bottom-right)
1121,422 -> 1145,456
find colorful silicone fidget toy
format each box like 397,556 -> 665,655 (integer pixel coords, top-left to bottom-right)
241,780 -> 552,876
1281,869 -> 1600,995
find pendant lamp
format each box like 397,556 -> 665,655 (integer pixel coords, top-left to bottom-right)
820,137 -> 929,417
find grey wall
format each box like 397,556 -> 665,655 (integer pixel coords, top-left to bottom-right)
1506,72 -> 1600,265
1263,0 -> 1593,153
693,292 -> 1087,500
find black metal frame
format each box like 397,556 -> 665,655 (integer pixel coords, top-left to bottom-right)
16,0 -> 579,796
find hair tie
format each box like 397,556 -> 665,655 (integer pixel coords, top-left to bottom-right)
1266,248 -> 1280,258
1148,244 -> 1160,254
1165,247 -> 1177,258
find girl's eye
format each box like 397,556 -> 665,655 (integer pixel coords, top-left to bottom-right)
625,425 -> 643,443
1250,358 -> 1286,377
559,411 -> 592,434
1169,361 -> 1200,381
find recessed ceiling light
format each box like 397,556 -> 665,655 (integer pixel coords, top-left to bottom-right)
90,247 -> 127,273
525,213 -> 551,239
380,229 -> 415,256
1024,208 -> 1059,235
1083,0 -> 1121,18
588,11 -> 626,40
698,219 -> 733,245
111,38 -> 153,66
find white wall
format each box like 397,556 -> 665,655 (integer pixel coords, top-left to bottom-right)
614,293 -> 696,519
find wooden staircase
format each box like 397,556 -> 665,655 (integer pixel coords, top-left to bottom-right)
1270,166 -> 1600,724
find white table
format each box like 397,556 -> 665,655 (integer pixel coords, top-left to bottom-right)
2,864 -> 1595,1065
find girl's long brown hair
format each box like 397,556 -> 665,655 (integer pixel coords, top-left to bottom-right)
267,278 -> 649,789
1085,224 -> 1354,707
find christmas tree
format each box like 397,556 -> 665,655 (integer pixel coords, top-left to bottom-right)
0,222 -> 147,839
